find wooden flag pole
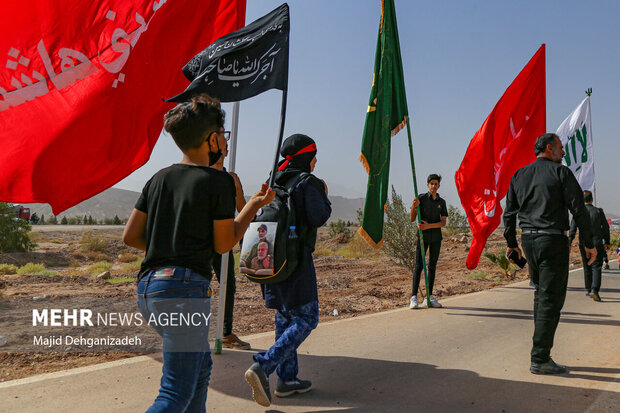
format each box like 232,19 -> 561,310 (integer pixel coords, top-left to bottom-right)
269,90 -> 289,187
405,117 -> 431,308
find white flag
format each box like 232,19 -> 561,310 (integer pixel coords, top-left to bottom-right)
556,96 -> 594,191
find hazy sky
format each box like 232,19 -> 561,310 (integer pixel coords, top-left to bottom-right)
116,0 -> 620,215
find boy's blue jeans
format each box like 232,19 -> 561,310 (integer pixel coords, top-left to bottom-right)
253,300 -> 319,381
137,267 -> 212,413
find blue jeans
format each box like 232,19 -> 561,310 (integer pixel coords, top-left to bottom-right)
137,267 -> 212,413
253,300 -> 319,381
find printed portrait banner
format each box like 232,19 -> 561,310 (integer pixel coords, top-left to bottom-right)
0,0 -> 246,214
455,45 -> 546,269
166,3 -> 289,103
239,222 -> 276,276
556,96 -> 594,191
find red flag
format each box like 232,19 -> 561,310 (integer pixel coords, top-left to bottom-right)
0,0 -> 246,214
455,45 -> 546,269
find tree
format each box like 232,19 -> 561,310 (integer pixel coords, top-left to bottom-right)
48,215 -> 58,225
113,215 -> 122,225
61,216 -> 68,225
83,215 -> 88,225
88,215 -> 94,225
446,205 -> 470,235
383,187 -> 418,275
30,212 -> 39,224
40,214 -> 45,225
0,203 -> 36,252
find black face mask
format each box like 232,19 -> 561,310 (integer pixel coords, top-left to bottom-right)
208,135 -> 222,166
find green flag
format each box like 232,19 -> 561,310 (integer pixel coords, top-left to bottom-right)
359,0 -> 409,248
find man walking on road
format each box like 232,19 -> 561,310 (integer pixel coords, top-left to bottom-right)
503,133 -> 596,375
569,190 -> 610,302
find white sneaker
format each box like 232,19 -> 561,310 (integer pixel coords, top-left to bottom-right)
429,295 -> 442,308
409,296 -> 419,309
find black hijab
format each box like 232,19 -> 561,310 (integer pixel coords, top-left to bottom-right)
273,134 -> 317,186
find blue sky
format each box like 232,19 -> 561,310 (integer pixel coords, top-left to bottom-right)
116,0 -> 620,214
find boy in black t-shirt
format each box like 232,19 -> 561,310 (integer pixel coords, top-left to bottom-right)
409,173 -> 448,309
123,94 -> 274,412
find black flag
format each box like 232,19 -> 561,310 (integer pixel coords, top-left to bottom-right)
166,3 -> 289,103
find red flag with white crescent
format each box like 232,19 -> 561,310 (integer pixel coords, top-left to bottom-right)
455,45 -> 546,269
0,0 -> 246,214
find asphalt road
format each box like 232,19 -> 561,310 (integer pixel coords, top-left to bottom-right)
1,267 -> 618,412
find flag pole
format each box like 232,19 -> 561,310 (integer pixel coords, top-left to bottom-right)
214,101 -> 241,355
269,91 -> 288,187
585,88 -> 596,206
405,118 -> 431,307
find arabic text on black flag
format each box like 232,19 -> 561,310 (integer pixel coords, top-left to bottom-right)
167,3 -> 289,103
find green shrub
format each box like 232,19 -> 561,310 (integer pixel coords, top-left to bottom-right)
328,219 -> 352,241
88,261 -> 112,275
17,263 -> 46,274
445,205 -> 470,236
0,203 -> 36,252
0,264 -> 18,275
80,231 -> 108,252
383,187 -> 418,274
483,252 -> 516,277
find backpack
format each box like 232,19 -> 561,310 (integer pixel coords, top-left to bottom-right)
240,172 -> 311,284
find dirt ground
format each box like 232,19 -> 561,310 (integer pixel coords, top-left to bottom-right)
0,226 -> 612,382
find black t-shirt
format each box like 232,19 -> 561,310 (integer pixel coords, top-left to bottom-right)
135,164 -> 235,279
417,192 -> 448,243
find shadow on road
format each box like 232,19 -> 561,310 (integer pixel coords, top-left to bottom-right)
200,350 -> 618,413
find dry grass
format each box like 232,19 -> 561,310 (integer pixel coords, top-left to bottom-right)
0,264 -> 18,275
86,251 -> 109,262
87,261 -> 112,276
80,231 -> 107,252
118,253 -> 140,263
120,258 -> 143,273
336,234 -> 382,259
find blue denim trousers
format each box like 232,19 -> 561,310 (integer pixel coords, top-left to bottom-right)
137,267 -> 212,413
253,300 -> 319,381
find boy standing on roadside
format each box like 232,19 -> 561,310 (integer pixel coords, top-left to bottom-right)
409,174 -> 448,309
123,94 -> 274,413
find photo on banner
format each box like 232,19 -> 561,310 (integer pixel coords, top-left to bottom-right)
239,222 -> 276,275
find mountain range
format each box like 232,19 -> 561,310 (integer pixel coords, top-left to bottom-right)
22,187 -> 364,223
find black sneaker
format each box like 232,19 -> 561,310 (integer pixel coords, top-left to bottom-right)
530,358 -> 568,375
591,291 -> 601,302
245,362 -> 271,407
274,378 -> 313,397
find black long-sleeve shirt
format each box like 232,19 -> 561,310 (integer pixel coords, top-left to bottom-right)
569,204 -> 610,246
503,157 -> 593,249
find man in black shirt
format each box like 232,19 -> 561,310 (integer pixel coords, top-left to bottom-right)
504,133 -> 596,375
569,190 -> 610,302
409,174 -> 448,309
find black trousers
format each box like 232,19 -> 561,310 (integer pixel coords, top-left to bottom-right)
522,234 -> 569,364
412,239 -> 441,296
579,244 -> 604,293
212,251 -> 236,337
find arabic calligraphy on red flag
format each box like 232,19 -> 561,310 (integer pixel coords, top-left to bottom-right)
455,45 -> 546,269
0,0 -> 246,214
